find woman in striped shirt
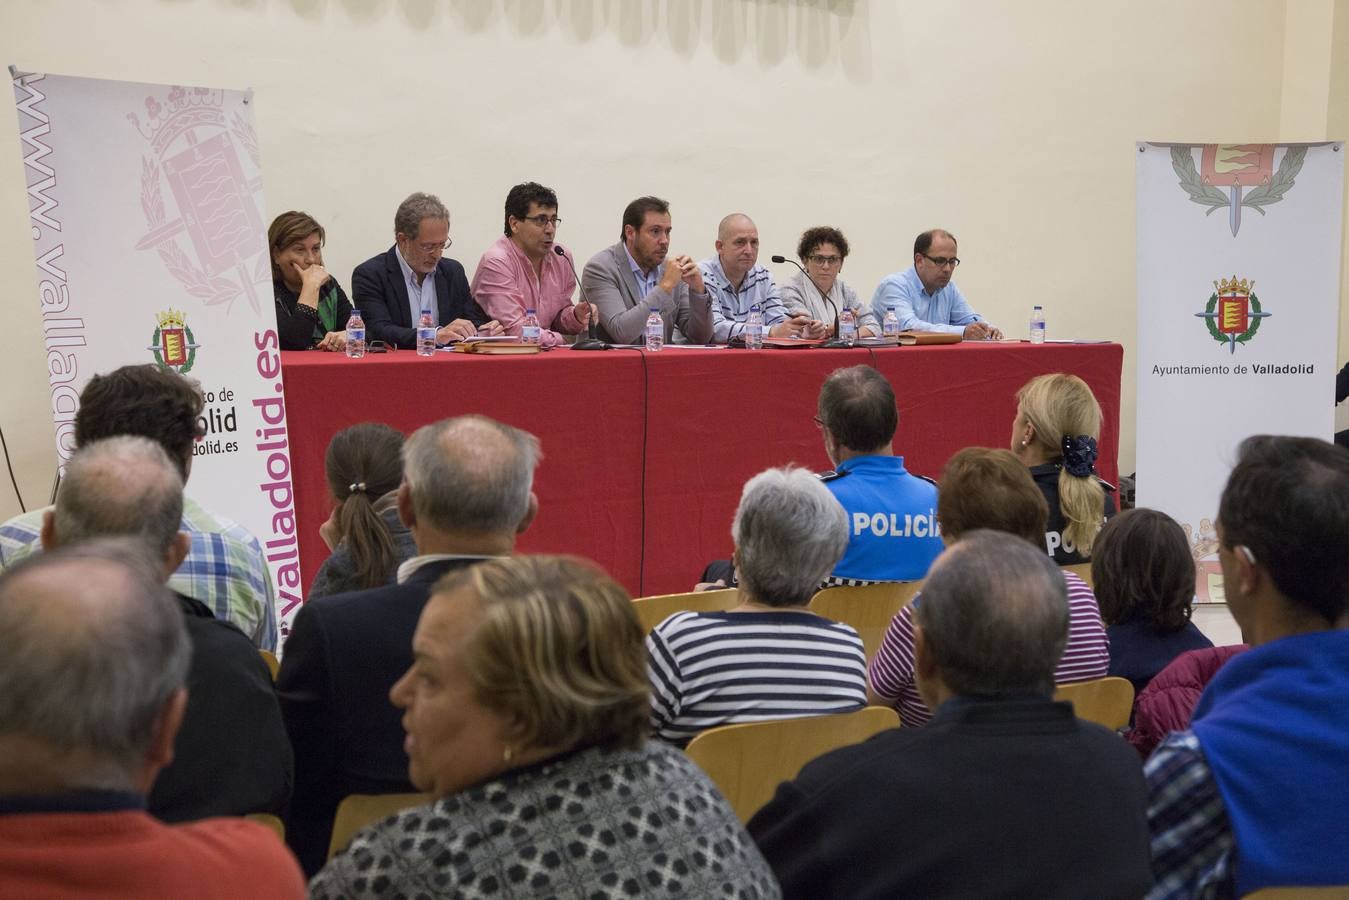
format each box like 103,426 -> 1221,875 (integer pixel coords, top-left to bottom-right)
868,448 -> 1110,727
647,467 -> 867,746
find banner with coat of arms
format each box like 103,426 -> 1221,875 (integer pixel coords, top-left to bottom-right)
1136,141 -> 1343,602
10,70 -> 304,640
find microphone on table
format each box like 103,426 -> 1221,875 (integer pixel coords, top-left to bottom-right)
556,245 -> 609,350
771,255 -> 849,349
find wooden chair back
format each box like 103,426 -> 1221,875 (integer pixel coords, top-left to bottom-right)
1244,889 -> 1349,899
1054,676 -> 1135,731
327,792 -> 432,860
808,581 -> 923,660
258,649 -> 279,680
684,706 -> 900,823
632,588 -> 738,633
246,812 -> 285,840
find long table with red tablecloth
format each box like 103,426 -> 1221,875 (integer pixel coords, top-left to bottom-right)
281,342 -> 1122,601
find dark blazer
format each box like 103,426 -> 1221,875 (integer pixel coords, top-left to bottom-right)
149,593 -> 292,823
351,247 -> 488,349
749,696 -> 1153,899
277,557 -> 487,876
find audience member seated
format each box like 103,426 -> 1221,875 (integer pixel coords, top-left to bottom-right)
470,181 -> 594,348
581,195 -> 714,345
1126,644 -> 1247,760
1093,508 -> 1212,697
700,213 -> 825,343
779,226 -> 878,338
278,415 -> 540,876
351,192 -> 502,349
1011,372 -> 1117,564
0,540 -> 305,899
1146,436 -> 1349,897
0,364 -> 277,649
310,555 -> 779,900
648,467 -> 866,746
869,448 -> 1109,727
268,210 -> 351,351
40,436 -> 291,822
749,531 -> 1152,898
310,423 -> 416,599
697,366 -> 941,591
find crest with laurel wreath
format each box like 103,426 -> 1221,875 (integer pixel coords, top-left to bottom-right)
1170,144 -> 1305,236
129,85 -> 269,313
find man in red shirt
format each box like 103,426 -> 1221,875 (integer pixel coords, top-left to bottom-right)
0,540 -> 304,899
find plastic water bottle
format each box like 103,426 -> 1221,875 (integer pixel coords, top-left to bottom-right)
521,308 -> 541,345
345,309 -> 365,358
882,304 -> 900,338
838,307 -> 857,346
645,308 -> 664,351
745,304 -> 765,350
416,309 -> 436,357
1030,305 -> 1046,344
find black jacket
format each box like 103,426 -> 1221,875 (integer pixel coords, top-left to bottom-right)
350,247 -> 488,349
149,593 -> 292,822
749,695 -> 1152,899
277,557 -> 486,875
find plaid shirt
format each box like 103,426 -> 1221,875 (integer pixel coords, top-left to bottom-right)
0,496 -> 277,650
1144,730 -> 1234,899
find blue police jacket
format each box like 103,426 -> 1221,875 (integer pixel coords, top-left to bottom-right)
821,455 -> 943,582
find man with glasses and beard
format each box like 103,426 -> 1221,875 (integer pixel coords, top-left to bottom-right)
470,182 -> 594,349
870,228 -> 1002,340
352,192 -> 503,349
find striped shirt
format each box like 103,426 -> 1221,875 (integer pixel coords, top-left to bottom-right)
1143,731 -> 1234,899
867,571 -> 1109,728
0,495 -> 277,650
698,258 -> 788,343
647,610 -> 867,746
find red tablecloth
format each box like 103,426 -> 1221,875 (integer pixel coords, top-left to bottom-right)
281,342 -> 1122,599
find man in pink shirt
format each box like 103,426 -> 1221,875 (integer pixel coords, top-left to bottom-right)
471,182 -> 594,348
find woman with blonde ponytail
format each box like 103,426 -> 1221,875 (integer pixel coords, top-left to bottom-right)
1010,373 -> 1117,564
311,423 -> 416,597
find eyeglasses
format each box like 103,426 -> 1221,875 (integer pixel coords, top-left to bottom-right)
921,254 -> 960,268
415,239 -> 452,254
807,255 -> 843,266
518,215 -> 561,227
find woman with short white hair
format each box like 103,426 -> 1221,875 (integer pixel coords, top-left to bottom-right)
647,466 -> 867,746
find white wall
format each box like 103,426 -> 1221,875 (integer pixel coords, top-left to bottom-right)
0,0 -> 1339,523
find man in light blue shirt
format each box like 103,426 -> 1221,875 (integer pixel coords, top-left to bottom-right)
700,213 -> 826,343
870,229 -> 1002,339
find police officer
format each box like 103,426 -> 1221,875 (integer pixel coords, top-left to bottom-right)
815,365 -> 943,584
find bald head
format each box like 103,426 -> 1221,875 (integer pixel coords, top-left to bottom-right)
0,539 -> 190,790
716,213 -> 761,285
402,415 -> 540,539
50,436 -> 184,559
717,213 -> 754,242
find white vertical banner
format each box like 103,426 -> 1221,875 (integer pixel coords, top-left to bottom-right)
11,70 -> 303,637
1136,141 -> 1343,602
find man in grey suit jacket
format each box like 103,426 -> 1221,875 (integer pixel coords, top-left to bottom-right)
581,196 -> 714,345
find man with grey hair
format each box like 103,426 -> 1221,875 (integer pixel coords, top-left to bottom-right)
0,540 -> 305,897
648,466 -> 866,745
279,414 -> 541,875
352,191 -> 503,348
39,436 -> 292,824
749,531 -> 1152,898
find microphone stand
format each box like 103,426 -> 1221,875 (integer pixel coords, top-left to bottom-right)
770,255 -> 850,349
556,245 -> 609,350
